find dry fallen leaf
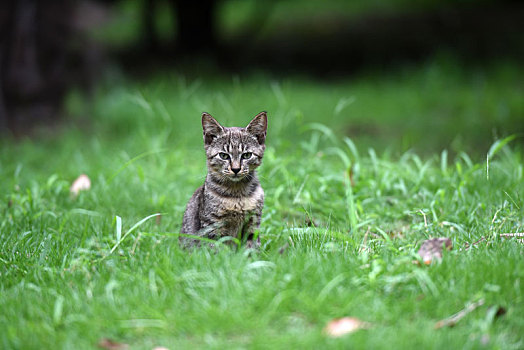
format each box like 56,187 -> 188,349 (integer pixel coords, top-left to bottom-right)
417,237 -> 452,264
97,338 -> 129,350
324,317 -> 371,337
70,174 -> 91,196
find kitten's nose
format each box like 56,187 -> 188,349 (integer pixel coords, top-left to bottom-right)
231,167 -> 241,174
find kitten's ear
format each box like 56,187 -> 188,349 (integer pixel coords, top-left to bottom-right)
246,111 -> 267,145
202,112 -> 224,145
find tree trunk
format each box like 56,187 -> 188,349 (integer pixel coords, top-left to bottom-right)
0,0 -> 74,134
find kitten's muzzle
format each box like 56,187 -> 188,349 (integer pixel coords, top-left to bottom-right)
231,167 -> 241,174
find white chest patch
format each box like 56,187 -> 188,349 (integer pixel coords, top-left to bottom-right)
220,186 -> 264,212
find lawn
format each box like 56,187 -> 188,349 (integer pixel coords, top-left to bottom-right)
1,57 -> 523,349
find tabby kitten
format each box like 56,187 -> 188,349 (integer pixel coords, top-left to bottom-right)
180,111 -> 268,248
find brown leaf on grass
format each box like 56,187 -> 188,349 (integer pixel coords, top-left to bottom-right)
324,317 -> 371,337
434,299 -> 485,329
70,174 -> 91,196
417,237 -> 452,264
97,338 -> 129,350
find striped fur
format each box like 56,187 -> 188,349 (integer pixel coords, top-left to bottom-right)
180,112 -> 267,248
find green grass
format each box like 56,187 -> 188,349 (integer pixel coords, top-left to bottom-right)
1,57 -> 524,349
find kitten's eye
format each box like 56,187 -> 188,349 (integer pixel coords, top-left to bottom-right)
241,152 -> 252,159
219,152 -> 230,160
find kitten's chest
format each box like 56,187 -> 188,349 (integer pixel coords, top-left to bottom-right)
205,186 -> 264,217
200,182 -> 264,237
221,192 -> 262,213
217,186 -> 264,214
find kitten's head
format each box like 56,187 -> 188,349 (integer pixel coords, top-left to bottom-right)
202,111 -> 267,182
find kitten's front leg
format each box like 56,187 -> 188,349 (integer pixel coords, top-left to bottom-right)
242,213 -> 261,249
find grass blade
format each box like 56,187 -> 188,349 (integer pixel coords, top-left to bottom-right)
304,123 -> 338,144
102,213 -> 161,260
487,135 -> 516,159
486,135 -> 516,180
115,215 -> 122,242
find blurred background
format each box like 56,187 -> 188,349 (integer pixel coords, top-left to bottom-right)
1,0 -> 523,155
